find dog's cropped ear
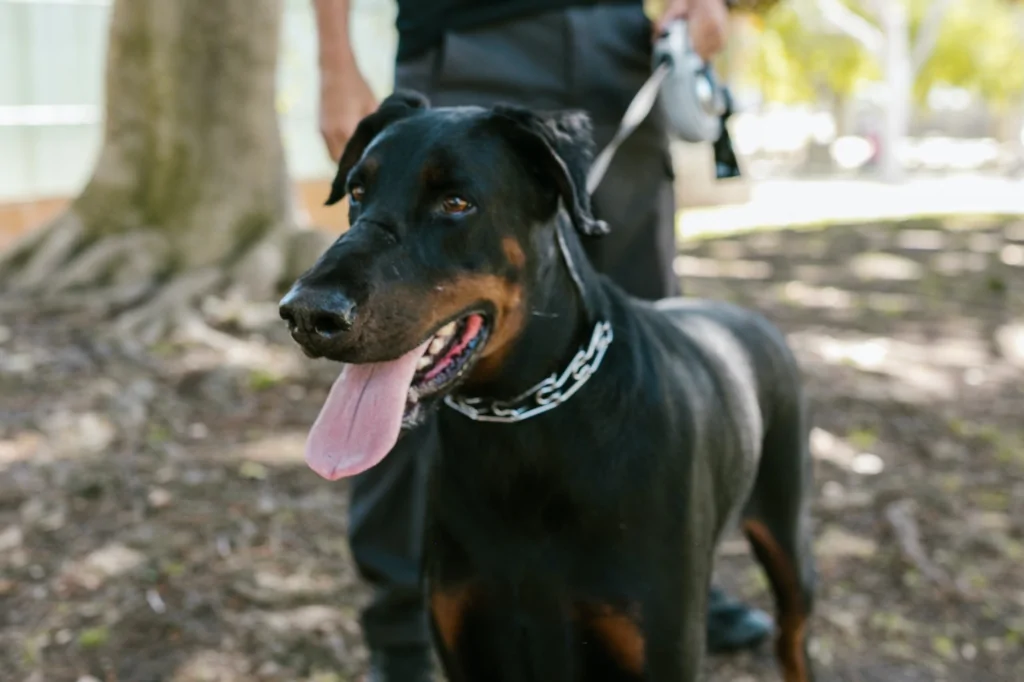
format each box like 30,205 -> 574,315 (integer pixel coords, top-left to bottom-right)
486,106 -> 610,237
325,90 -> 430,206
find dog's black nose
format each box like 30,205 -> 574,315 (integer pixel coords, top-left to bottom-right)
279,286 -> 357,341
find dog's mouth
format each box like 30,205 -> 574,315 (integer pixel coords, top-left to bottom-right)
405,312 -> 490,426
304,310 -> 490,482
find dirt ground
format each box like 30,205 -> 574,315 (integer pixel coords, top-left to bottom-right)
2,217 -> 1023,682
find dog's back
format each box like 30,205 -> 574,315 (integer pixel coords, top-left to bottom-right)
653,295 -> 804,448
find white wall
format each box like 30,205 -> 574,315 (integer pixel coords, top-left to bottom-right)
0,0 -> 398,202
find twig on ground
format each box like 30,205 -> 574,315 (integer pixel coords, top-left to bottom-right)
883,499 -> 964,599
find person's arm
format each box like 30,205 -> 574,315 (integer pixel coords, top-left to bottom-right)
313,0 -> 378,162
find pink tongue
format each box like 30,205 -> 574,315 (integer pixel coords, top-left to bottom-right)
305,340 -> 430,481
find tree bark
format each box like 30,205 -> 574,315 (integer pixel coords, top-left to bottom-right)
0,0 -> 319,342
876,1 -> 911,183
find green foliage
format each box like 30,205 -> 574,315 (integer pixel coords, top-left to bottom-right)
744,0 -> 1024,108
742,0 -> 879,104
77,626 -> 110,649
916,0 -> 1024,108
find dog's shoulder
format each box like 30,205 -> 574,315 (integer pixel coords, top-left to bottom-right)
652,297 -> 788,355
643,296 -> 801,401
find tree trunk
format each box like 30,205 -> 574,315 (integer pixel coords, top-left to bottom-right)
834,93 -> 851,138
0,0 -> 317,342
877,1 -> 910,183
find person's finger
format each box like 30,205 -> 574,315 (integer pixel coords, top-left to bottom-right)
653,0 -> 688,39
691,28 -> 724,61
688,2 -> 728,60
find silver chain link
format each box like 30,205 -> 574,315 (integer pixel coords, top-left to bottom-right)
443,320 -> 614,423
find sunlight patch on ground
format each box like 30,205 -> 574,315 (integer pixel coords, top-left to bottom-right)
816,526 -> 879,559
40,411 -> 116,458
810,428 -> 885,476
0,412 -> 120,471
673,256 -> 773,279
782,282 -> 858,310
678,176 -> 1024,238
229,566 -> 341,606
226,606 -> 362,671
817,336 -> 890,370
996,324 -> 1024,367
790,331 -> 999,403
0,431 -> 43,470
174,321 -> 304,380
60,543 -> 146,592
1002,244 -> 1024,265
171,650 -> 253,682
215,432 -> 308,465
849,253 -> 923,281
239,605 -> 349,635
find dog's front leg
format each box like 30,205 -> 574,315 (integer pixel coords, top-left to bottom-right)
429,583 -> 578,682
638,567 -> 712,682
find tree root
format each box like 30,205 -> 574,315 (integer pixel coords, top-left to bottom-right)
883,499 -> 967,599
2,212 -> 85,293
44,230 -> 167,296
0,215 -> 171,319
1,210 -> 324,345
110,268 -> 224,345
35,281 -> 154,317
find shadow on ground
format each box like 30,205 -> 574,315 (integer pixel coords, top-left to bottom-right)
1,216 -> 1023,682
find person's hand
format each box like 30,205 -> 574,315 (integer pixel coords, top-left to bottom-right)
319,65 -> 378,162
653,0 -> 730,62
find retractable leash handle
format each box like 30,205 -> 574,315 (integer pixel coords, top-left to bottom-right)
653,19 -> 725,145
585,19 -> 740,194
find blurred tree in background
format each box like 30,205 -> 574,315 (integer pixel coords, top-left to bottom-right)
737,0 -> 1024,179
918,0 -> 1024,111
740,2 -> 878,131
0,0 -> 325,343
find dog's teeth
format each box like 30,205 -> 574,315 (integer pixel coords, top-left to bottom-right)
429,336 -> 446,355
438,322 -> 457,338
417,355 -> 432,371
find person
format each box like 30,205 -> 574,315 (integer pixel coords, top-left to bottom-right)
312,1 -> 777,679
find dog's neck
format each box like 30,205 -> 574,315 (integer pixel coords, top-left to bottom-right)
464,215 -> 605,400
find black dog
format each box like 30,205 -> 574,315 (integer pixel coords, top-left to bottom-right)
280,91 -> 816,682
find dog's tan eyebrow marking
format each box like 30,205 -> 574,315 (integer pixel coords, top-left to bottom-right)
502,236 -> 526,268
360,155 -> 380,176
419,160 -> 448,186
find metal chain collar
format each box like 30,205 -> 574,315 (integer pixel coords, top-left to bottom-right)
443,320 -> 614,423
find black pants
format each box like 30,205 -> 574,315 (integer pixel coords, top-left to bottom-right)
348,4 -> 679,650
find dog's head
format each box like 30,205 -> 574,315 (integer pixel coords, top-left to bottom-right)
279,91 -> 604,480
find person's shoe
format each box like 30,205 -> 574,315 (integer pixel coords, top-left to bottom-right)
364,644 -> 435,682
706,586 -> 774,654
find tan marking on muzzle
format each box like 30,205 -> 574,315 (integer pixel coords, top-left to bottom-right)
425,273 -> 526,383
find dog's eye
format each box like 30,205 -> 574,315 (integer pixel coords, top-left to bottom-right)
440,196 -> 473,215
349,185 -> 366,203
